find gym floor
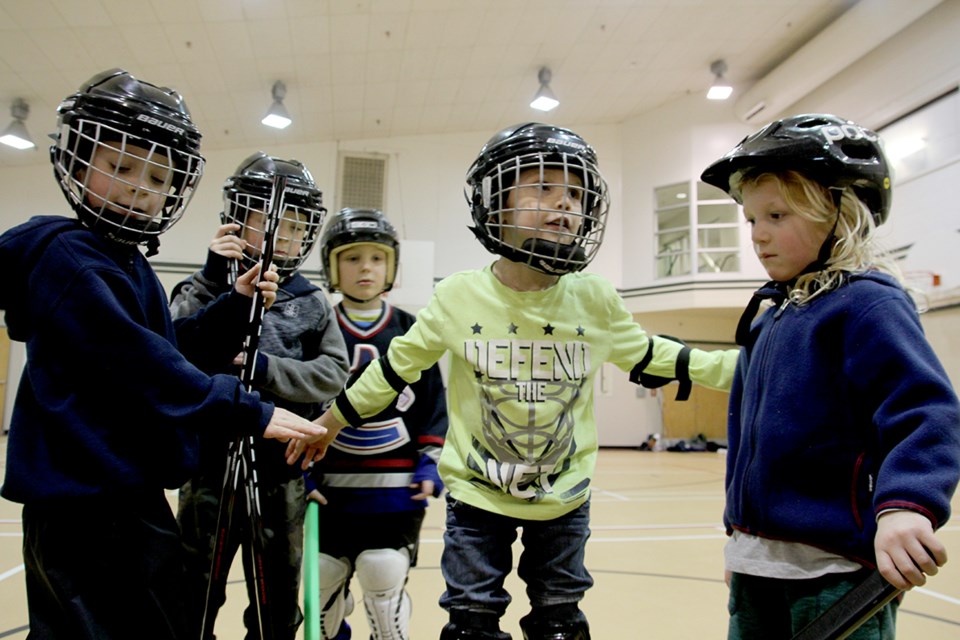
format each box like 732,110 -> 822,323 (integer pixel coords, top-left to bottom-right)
0,444 -> 958,638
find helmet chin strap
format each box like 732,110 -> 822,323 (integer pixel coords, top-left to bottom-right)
521,238 -> 586,275
342,290 -> 384,305
803,187 -> 844,275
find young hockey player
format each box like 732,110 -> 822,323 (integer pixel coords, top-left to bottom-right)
701,114 -> 960,639
308,208 -> 448,640
169,152 -> 350,639
0,69 -> 324,640
289,123 -> 739,640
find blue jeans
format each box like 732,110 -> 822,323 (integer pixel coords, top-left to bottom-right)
438,496 -> 593,618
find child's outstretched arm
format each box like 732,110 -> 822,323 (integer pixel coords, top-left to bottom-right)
266,406 -> 328,443
874,510 -> 947,589
286,408 -> 345,469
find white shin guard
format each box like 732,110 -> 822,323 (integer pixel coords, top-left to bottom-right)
318,553 -> 353,640
355,548 -> 412,640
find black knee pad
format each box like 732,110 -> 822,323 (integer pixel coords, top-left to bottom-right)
441,610 -> 512,640
519,604 -> 590,640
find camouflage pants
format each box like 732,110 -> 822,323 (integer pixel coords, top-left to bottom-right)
177,471 -> 306,640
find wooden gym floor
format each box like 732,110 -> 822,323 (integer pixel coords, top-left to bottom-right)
0,444 -> 959,639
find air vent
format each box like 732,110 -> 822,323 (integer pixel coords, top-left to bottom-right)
338,152 -> 388,211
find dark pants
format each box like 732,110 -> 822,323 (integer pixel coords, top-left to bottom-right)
439,497 -> 593,620
22,492 -> 189,640
177,472 -> 306,640
727,570 -> 899,639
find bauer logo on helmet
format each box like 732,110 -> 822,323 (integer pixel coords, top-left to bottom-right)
136,113 -> 185,136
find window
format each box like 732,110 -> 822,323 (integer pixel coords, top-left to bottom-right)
654,181 -> 740,278
654,182 -> 691,277
696,182 -> 740,273
879,87 -> 958,184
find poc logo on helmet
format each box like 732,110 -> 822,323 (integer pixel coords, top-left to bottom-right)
821,124 -> 878,144
136,114 -> 185,136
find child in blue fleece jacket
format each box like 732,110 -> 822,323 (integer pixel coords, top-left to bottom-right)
701,113 -> 960,639
0,69 -> 323,640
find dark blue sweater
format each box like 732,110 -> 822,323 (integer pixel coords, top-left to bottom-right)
725,271 -> 960,566
0,216 -> 272,503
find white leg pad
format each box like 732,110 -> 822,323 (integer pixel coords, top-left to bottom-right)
318,553 -> 353,640
355,548 -> 412,640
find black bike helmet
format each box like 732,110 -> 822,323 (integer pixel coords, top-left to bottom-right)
465,122 -> 610,275
221,152 -> 327,278
320,208 -> 400,293
50,68 -> 205,250
700,114 -> 891,224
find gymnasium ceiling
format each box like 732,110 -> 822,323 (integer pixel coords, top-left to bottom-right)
0,0 -> 897,167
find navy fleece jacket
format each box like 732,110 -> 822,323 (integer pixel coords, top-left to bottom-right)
725,271 -> 960,566
0,216 -> 273,503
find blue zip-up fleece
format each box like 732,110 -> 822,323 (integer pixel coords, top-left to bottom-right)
0,215 -> 273,503
725,271 -> 960,566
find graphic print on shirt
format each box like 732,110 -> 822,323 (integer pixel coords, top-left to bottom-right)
331,341 -> 413,455
463,321 -> 590,501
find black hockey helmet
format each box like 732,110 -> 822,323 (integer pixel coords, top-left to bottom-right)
465,122 -> 609,275
50,68 -> 205,249
222,152 -> 327,277
700,114 -> 892,224
320,208 -> 399,292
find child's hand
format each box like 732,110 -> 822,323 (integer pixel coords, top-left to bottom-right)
210,223 -> 245,260
285,410 -> 345,469
875,510 -> 947,590
264,407 -> 326,443
234,263 -> 279,308
410,479 -> 435,501
307,488 -> 328,506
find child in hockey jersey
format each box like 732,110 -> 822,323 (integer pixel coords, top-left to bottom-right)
701,114 -> 960,639
289,123 -> 739,640
169,153 -> 349,640
0,69 -> 323,640
307,207 -> 448,640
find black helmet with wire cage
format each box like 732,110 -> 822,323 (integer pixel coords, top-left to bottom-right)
221,152 -> 327,278
50,68 -> 205,251
465,122 -> 610,275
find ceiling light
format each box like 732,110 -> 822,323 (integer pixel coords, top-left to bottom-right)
706,59 -> 733,101
530,67 -> 559,112
261,80 -> 292,129
0,98 -> 36,150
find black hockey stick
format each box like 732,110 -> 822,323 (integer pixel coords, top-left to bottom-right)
202,172 -> 288,640
791,570 -> 900,640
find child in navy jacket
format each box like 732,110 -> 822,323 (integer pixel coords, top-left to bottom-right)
702,114 -> 960,639
0,69 -> 323,640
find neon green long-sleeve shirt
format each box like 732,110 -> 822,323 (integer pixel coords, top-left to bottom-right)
334,265 -> 737,520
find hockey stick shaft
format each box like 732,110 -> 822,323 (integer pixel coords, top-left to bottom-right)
239,173 -> 288,640
201,173 -> 288,639
791,570 -> 900,640
303,500 -> 321,640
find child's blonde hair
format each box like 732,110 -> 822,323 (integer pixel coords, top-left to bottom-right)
736,170 -> 902,305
